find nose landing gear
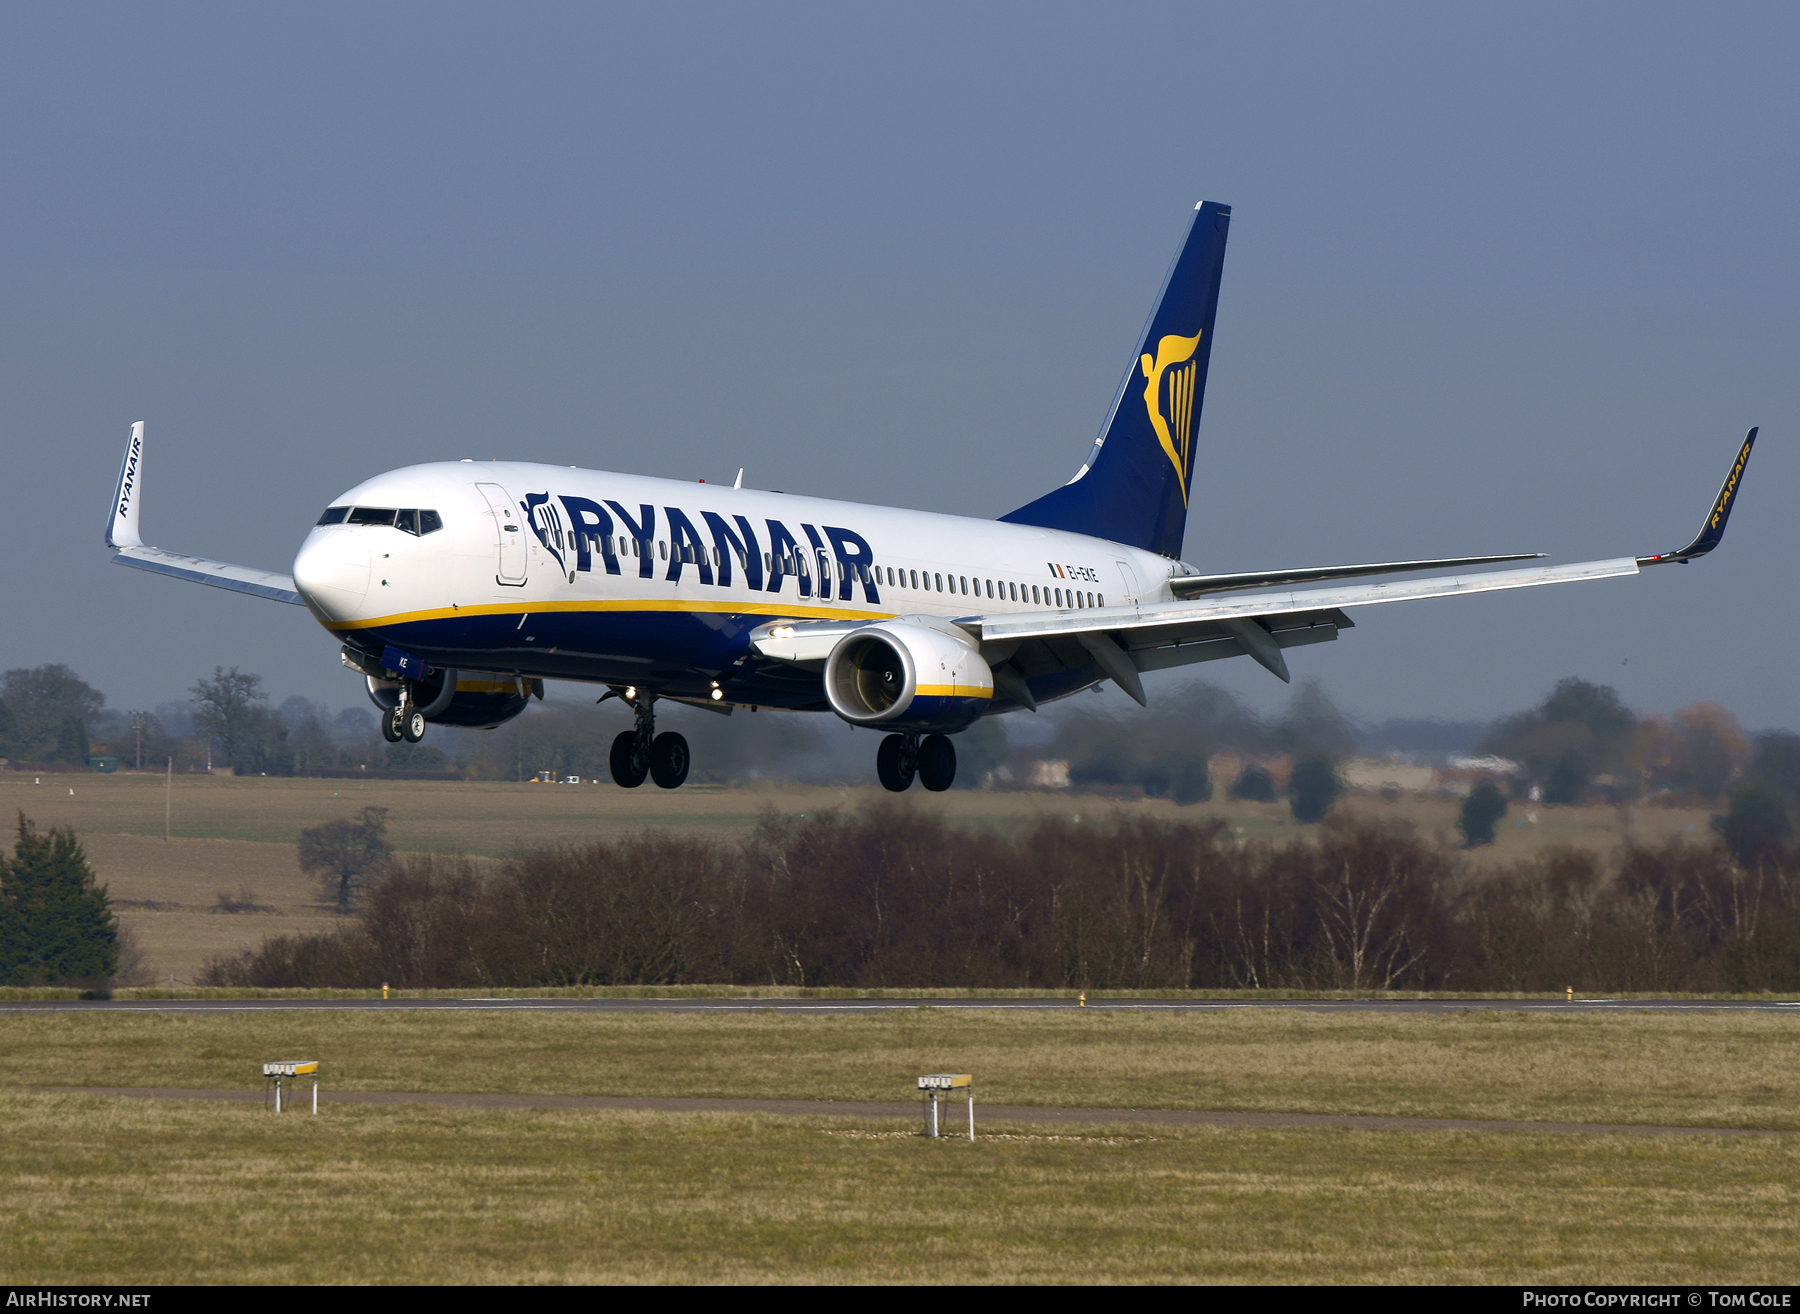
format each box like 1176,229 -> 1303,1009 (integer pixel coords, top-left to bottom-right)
381,685 -> 428,743
608,691 -> 689,789
877,732 -> 955,792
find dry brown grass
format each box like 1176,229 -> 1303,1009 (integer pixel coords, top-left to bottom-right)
0,771 -> 1718,983
118,910 -> 349,987
6,1008 -> 1797,1130
2,770 -> 1717,857
81,832 -> 317,907
1,1091 -> 1794,1283
76,833 -> 347,984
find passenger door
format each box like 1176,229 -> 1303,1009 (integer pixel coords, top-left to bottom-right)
476,483 -> 528,586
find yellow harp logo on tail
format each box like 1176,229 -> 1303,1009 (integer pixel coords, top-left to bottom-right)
1140,329 -> 1203,504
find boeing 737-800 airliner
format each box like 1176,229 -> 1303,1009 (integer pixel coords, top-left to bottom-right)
103,201 -> 1758,791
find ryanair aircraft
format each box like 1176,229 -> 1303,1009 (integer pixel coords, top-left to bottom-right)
104,201 -> 1758,791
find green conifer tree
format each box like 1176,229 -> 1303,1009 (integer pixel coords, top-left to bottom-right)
0,813 -> 118,985
1288,753 -> 1343,824
0,850 -> 22,984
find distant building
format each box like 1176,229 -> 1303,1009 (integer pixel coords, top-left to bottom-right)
1436,755 -> 1521,798
87,756 -> 119,774
1445,754 -> 1521,775
1341,757 -> 1435,794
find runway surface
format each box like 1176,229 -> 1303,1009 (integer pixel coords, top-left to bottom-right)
5,996 -> 1799,1014
20,1085 -> 1793,1137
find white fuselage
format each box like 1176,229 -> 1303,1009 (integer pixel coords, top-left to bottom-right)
293,460 -> 1182,711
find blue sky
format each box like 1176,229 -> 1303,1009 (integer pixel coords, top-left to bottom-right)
3,2 -> 1794,730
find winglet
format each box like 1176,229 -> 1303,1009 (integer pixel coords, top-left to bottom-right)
1637,427 -> 1758,566
106,421 -> 146,549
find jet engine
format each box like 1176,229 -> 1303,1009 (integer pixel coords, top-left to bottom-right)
823,621 -> 993,732
364,666 -> 539,729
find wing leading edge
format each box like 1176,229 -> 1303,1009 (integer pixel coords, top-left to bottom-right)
1168,552 -> 1543,598
105,422 -> 304,606
754,427 -> 1760,708
968,428 -> 1760,702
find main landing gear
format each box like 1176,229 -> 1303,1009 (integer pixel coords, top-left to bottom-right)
609,693 -> 689,790
380,684 -> 427,744
876,732 -> 955,792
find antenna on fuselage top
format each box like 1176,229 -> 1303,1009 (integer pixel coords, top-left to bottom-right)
734,468 -> 744,490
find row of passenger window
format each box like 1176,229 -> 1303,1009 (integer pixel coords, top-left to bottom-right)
317,506 -> 444,536
557,532 -> 1100,610
885,567 -> 1101,611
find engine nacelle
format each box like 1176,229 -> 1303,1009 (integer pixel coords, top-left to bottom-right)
824,621 -> 993,732
365,668 -> 539,729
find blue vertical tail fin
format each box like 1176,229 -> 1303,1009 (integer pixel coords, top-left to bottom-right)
1000,200 -> 1230,558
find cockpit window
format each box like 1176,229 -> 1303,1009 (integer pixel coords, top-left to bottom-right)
333,506 -> 443,533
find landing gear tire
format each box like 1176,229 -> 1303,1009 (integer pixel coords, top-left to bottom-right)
402,709 -> 426,743
382,707 -> 404,743
649,732 -> 690,790
918,734 -> 956,792
876,734 -> 915,792
609,731 -> 648,788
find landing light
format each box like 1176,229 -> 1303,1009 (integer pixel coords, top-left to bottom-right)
709,688 -> 724,702
770,625 -> 796,639
625,686 -> 637,699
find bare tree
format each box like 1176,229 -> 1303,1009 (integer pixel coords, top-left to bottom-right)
298,807 -> 393,911
1314,859 -> 1426,991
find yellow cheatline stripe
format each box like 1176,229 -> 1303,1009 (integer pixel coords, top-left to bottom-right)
915,685 -> 993,699
326,598 -> 897,630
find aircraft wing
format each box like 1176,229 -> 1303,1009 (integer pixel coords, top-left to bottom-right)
962,427 -> 1758,703
111,544 -> 304,604
105,422 -> 305,606
963,555 -> 1639,699
1167,552 -> 1544,597
751,428 -> 1757,708
748,560 -> 1634,707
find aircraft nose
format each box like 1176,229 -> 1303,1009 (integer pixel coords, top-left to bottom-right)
293,530 -> 370,619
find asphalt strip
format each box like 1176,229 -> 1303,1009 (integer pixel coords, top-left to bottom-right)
7,997 -> 1800,1013
16,1086 -> 1792,1137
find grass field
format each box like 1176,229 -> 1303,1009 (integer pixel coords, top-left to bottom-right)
5,1092 -> 1796,1284
4,1008 -> 1799,1283
0,771 -> 1720,984
3,777 -> 1780,1283
3,769 -> 1716,855
7,1008 -> 1797,1130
